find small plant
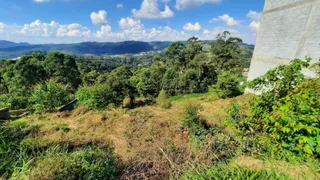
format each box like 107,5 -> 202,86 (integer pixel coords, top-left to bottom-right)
182,103 -> 208,142
30,81 -> 70,113
156,89 -> 172,109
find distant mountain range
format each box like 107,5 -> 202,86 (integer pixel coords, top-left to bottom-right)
0,40 -> 254,59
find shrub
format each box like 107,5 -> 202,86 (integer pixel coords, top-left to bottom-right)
0,93 -> 29,110
30,81 -> 70,113
182,103 -> 208,142
264,81 -> 320,156
76,84 -> 115,110
215,72 -> 242,98
156,90 -> 172,109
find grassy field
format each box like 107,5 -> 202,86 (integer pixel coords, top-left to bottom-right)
1,92 -> 319,179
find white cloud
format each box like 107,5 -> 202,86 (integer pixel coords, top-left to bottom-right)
183,22 -> 201,31
33,0 -> 50,3
90,10 -> 108,25
132,0 -> 174,19
116,4 -> 124,8
119,17 -> 142,29
202,28 -> 242,40
20,20 -> 59,36
19,20 -> 91,38
247,10 -> 262,34
249,21 -> 260,33
210,14 -> 240,26
247,10 -> 262,21
175,0 -> 222,10
0,22 -> 5,33
57,23 -> 91,37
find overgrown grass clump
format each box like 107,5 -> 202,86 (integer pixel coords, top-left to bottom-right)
13,146 -> 118,180
180,164 -> 290,180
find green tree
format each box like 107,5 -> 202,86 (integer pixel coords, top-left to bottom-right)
106,66 -> 136,107
43,51 -> 81,90
162,67 -> 180,96
131,64 -> 166,98
210,31 -> 243,74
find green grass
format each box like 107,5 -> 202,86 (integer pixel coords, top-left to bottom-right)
169,91 -> 218,102
179,163 -> 290,180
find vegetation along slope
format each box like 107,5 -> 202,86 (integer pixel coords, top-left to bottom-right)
0,31 -> 319,179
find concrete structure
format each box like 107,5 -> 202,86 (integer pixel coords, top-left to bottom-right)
248,0 -> 320,81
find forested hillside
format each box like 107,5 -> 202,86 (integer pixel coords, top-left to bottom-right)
0,40 -> 253,59
1,31 -> 319,179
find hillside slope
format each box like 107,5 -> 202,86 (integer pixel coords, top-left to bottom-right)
0,40 -> 253,59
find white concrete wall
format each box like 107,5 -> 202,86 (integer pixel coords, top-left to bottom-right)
248,0 -> 320,81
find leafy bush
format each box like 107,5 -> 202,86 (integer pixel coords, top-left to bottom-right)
264,79 -> 320,156
0,93 -> 29,110
76,84 -> 115,110
182,103 -> 208,141
214,72 -> 243,98
180,164 -> 289,180
30,81 -> 71,112
156,90 -> 172,109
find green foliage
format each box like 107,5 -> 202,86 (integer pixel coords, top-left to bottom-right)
131,64 -> 165,98
215,72 -> 243,98
182,103 -> 208,141
156,89 -> 171,109
0,124 -> 31,178
76,84 -> 114,110
106,66 -> 136,106
210,31 -> 243,74
23,147 -> 118,180
180,164 -> 290,180
264,80 -> 320,156
0,93 -> 29,110
236,59 -> 320,157
30,81 -> 71,113
43,51 -> 82,90
249,59 -> 311,120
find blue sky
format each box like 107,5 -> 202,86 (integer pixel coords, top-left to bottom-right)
0,0 -> 264,44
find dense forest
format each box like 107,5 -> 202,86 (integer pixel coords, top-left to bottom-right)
0,31 -> 319,179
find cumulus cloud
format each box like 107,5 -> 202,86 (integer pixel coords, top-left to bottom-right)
90,10 -> 108,25
0,22 -> 5,33
57,23 -> 91,37
116,4 -> 124,8
249,21 -> 260,33
247,10 -> 261,34
183,22 -> 201,31
247,10 -> 262,21
119,17 -> 143,29
202,28 -> 242,40
132,0 -> 174,19
20,20 -> 59,36
210,14 -> 239,26
19,20 -> 91,38
176,0 -> 222,10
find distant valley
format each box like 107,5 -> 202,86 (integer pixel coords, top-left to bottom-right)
0,40 -> 254,59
